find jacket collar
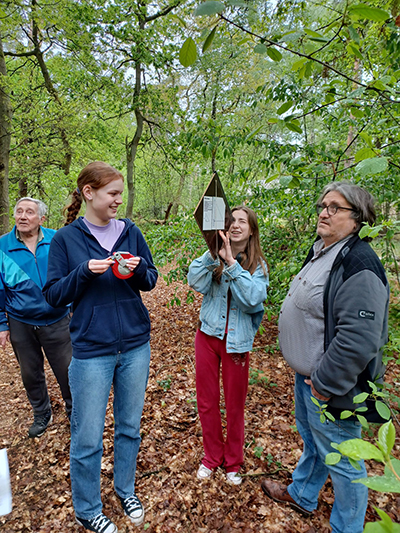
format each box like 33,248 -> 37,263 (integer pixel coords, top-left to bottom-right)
8,226 -> 51,251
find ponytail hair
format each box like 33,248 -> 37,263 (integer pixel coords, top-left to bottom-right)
64,188 -> 83,225
64,161 -> 124,225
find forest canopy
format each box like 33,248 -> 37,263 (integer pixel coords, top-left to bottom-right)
1,0 -> 399,284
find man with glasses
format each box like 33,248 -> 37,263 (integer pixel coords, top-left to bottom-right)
261,182 -> 390,533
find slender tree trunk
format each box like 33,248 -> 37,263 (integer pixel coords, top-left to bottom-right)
125,60 -> 144,219
0,35 -> 11,234
124,1 -> 184,217
171,163 -> 187,216
31,0 -> 72,175
344,59 -> 360,169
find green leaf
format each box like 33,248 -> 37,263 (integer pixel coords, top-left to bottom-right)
325,452 -> 341,465
309,36 -> 330,43
376,401 -> 391,421
254,43 -> 268,54
337,438 -> 384,462
277,101 -> 294,115
353,392 -> 369,404
356,157 -> 388,177
378,420 -> 395,454
349,4 -> 389,22
280,175 -> 300,188
340,410 -> 353,419
195,1 -> 224,16
354,406 -> 368,412
245,125 -> 263,141
179,37 -> 197,67
356,414 -> 369,428
267,47 -> 283,62
285,121 -> 302,134
348,25 -> 360,44
226,0 -> 248,6
202,26 -> 217,53
350,106 -> 364,118
391,458 -> 400,477
292,58 -> 307,71
354,474 -> 400,493
359,131 -> 373,146
354,147 -> 376,162
349,457 -> 362,471
304,28 -> 325,38
346,43 -> 363,60
364,512 -> 400,531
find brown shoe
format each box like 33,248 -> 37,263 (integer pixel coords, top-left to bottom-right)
261,479 -> 312,517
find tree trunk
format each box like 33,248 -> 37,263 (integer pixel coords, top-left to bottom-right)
31,0 -> 72,175
125,103 -> 144,219
171,164 -> 187,216
0,35 -> 11,234
344,59 -> 360,169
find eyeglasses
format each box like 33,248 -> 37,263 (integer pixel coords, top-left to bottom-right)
316,204 -> 356,216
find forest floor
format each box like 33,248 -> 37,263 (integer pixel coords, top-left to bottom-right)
0,268 -> 399,532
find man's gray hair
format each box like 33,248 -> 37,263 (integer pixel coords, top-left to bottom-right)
317,181 -> 376,233
14,197 -> 48,218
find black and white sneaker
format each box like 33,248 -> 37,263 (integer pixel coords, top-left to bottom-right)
76,513 -> 117,533
119,494 -> 144,526
28,410 -> 52,438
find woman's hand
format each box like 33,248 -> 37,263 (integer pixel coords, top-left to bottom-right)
125,256 -> 141,271
88,258 -> 114,274
218,230 -> 235,266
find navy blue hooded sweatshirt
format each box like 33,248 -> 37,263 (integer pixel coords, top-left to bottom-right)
43,218 -> 158,359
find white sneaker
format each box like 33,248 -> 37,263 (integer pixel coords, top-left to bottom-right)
226,471 -> 242,485
197,463 -> 213,480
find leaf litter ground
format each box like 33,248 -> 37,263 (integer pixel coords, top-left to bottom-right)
0,270 -> 399,532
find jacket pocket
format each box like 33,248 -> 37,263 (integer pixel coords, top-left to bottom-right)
117,298 -> 150,341
81,303 -> 119,345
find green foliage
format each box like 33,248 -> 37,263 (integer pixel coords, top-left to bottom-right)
326,417 -> 400,530
194,1 -> 225,16
248,368 -> 276,389
253,446 -> 263,459
364,508 -> 400,532
157,376 -> 173,392
179,37 -> 198,66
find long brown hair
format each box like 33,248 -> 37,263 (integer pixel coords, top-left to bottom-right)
213,205 -> 267,282
64,161 -> 124,225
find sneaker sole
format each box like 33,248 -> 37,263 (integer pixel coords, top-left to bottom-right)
125,510 -> 144,526
28,415 -> 53,439
226,477 -> 242,485
76,517 -> 118,532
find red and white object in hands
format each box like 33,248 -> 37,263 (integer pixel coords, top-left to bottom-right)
111,251 -> 134,279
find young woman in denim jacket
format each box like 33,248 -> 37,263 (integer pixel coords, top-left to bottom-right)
188,206 -> 268,485
44,162 -> 158,533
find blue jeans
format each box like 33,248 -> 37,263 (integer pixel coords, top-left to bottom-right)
288,374 -> 368,533
69,342 -> 151,519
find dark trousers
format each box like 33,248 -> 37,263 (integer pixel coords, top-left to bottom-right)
9,315 -> 72,416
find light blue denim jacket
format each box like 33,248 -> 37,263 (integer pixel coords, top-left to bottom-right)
187,251 -> 269,353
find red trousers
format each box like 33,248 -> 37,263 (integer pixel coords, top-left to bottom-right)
195,329 -> 249,473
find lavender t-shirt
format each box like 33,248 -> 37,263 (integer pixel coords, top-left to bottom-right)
83,217 -> 125,252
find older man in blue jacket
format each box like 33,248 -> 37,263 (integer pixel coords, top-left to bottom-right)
261,182 -> 390,533
0,198 -> 72,438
